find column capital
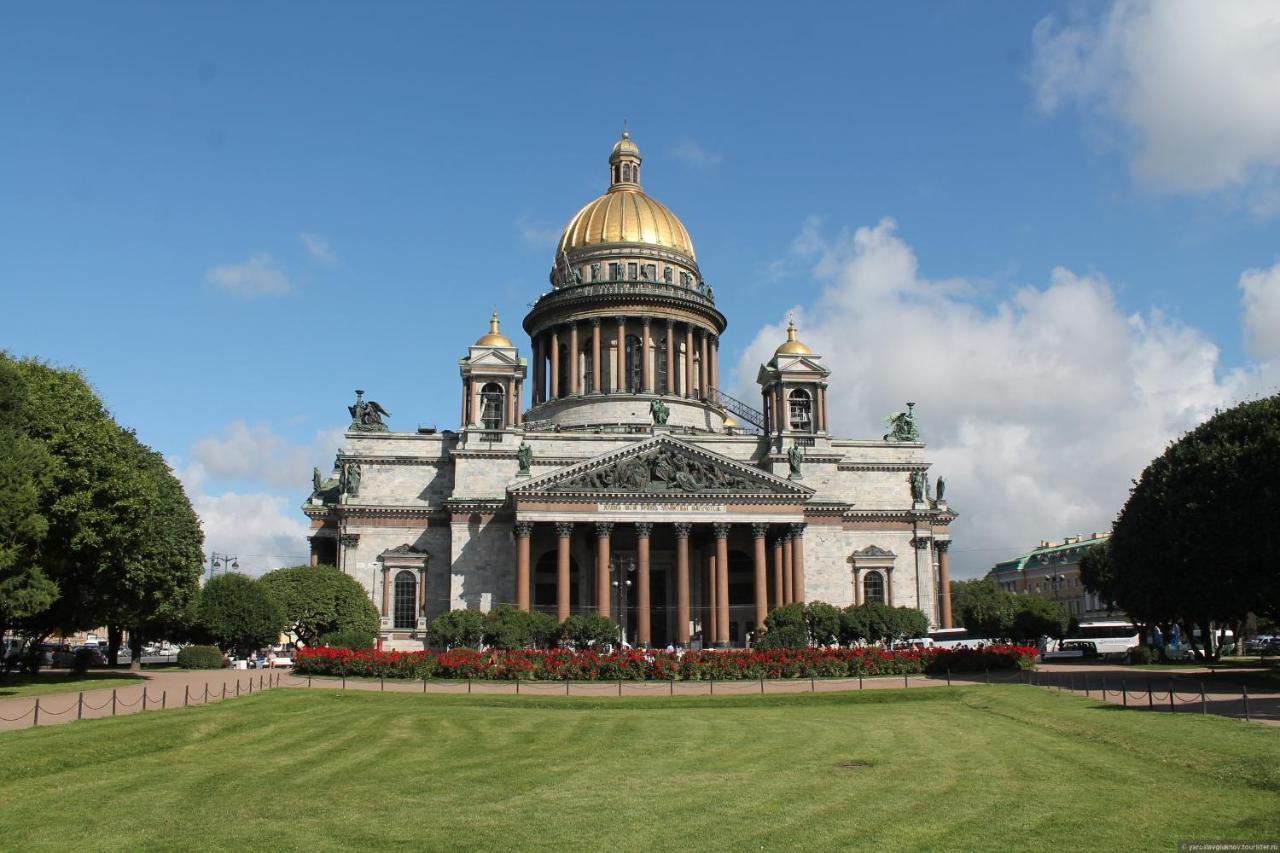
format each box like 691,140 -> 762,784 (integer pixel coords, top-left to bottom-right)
665,317 -> 675,328
935,540 -> 951,554
634,521 -> 655,538
340,533 -> 360,548
789,522 -> 807,537
614,315 -> 627,325
911,536 -> 932,550
514,520 -> 534,538
591,316 -> 601,327
750,522 -> 770,539
673,521 -> 693,539
712,521 -> 732,540
641,316 -> 651,327
555,521 -> 574,538
595,521 -> 615,538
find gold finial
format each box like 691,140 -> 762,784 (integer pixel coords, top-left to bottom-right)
622,118 -> 629,139
475,310 -> 513,347
776,315 -> 812,355
489,311 -> 500,335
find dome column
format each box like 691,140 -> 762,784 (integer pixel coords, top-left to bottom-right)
684,324 -> 695,399
641,319 -> 653,393
615,316 -> 627,393
699,330 -> 709,399
568,322 -> 579,395
711,336 -> 720,392
665,319 -> 676,395
550,328 -> 560,399
591,319 -> 602,393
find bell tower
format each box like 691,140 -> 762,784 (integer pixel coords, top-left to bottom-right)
459,312 -> 526,436
757,319 -> 831,448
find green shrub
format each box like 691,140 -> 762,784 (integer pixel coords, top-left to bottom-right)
559,613 -> 618,648
430,608 -> 486,648
805,601 -> 842,646
320,628 -> 375,650
1128,645 -> 1153,665
177,645 -> 225,669
754,604 -> 810,649
196,573 -> 285,656
484,606 -> 559,650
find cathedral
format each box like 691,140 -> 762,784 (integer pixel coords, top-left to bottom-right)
304,132 -> 956,650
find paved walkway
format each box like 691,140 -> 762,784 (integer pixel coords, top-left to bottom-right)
2,664 -> 1275,732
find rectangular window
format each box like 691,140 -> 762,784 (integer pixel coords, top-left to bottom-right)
628,262 -> 638,280
609,263 -> 622,281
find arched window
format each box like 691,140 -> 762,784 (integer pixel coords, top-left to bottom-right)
863,571 -> 885,605
394,570 -> 417,629
480,382 -> 505,429
625,334 -> 643,392
788,388 -> 812,432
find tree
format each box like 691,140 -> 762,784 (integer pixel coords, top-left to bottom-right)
260,564 -> 380,647
804,601 -> 841,647
0,355 -> 57,637
1109,394 -> 1280,658
429,608 -> 487,648
196,573 -> 285,657
954,579 -> 1018,640
890,607 -> 930,643
483,605 -> 558,650
838,603 -> 927,646
1077,540 -> 1115,609
559,613 -> 618,648
1010,597 -> 1069,641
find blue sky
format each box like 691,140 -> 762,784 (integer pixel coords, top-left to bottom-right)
2,1 -> 1278,575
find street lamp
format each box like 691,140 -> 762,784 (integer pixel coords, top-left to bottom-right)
610,556 -> 636,646
208,552 -> 240,579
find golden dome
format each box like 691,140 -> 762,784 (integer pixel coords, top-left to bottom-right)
556,132 -> 697,261
722,413 -> 739,429
474,311 -> 513,347
775,318 -> 812,356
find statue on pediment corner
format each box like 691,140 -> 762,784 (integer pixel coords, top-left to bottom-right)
884,401 -> 920,443
349,389 -> 390,432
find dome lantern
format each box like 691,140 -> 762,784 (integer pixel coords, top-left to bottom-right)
609,129 -> 642,188
775,318 -> 812,356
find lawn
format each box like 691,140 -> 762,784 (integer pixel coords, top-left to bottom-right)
0,671 -> 144,699
0,685 -> 1276,851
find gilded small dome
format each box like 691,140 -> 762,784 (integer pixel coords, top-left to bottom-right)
722,413 -> 739,429
775,318 -> 812,356
556,132 -> 697,261
474,312 -> 513,348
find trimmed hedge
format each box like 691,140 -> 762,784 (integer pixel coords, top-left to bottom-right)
293,645 -> 1036,681
177,645 -> 225,670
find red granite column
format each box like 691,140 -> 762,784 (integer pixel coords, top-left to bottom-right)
790,522 -> 806,605
782,530 -> 793,604
665,319 -> 676,395
714,522 -> 731,646
685,325 -> 695,399
555,522 -> 573,622
515,520 -> 533,612
591,318 -> 602,393
752,523 -> 768,630
595,522 -> 613,618
705,546 -> 717,645
772,534 -> 785,609
642,319 -> 653,393
699,330 -> 709,398
532,335 -> 542,404
380,566 -> 390,618
636,522 -> 653,647
674,522 -> 692,645
937,541 -> 953,629
615,317 -> 627,392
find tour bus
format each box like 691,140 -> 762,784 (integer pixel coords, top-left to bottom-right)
1070,621 -> 1140,657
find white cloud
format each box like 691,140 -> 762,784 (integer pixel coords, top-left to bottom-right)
672,139 -> 724,170
205,252 -> 292,297
517,216 -> 560,248
1031,1 -> 1280,209
189,421 -> 342,491
189,490 -> 313,576
1240,261 -> 1280,361
174,423 -> 344,576
300,232 -> 337,265
736,218 -> 1273,578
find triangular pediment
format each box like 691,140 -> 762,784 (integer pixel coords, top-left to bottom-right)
510,434 -> 813,499
467,348 -> 520,367
852,544 -> 895,557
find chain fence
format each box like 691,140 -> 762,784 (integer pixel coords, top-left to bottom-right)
1019,668 -> 1264,722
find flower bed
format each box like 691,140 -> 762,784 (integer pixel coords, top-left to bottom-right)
293,644 -> 1035,681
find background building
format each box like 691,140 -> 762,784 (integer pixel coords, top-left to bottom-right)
986,533 -> 1118,621
303,133 -> 957,649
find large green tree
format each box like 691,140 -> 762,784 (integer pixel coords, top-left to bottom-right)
952,579 -> 1018,639
0,356 -> 57,635
1108,394 -> 1280,657
197,573 -> 285,657
259,564 -> 379,647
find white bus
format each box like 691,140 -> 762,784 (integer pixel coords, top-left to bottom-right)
1070,621 -> 1140,657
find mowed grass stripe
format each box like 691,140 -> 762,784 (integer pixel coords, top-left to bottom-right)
0,686 -> 1275,852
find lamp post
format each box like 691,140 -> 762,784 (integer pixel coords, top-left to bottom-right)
208,552 -> 240,579
611,555 -> 635,646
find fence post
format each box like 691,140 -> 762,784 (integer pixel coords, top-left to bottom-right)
259,674 -> 263,691
341,675 -> 346,690
669,679 -> 673,696
618,679 -> 622,697
112,688 -> 118,716
1243,684 -> 1250,722
235,681 -> 239,698
1169,679 -> 1175,713
516,679 -> 520,695
859,674 -> 864,691
710,678 -> 715,695
567,681 -> 571,696
1200,682 -> 1207,714
467,677 -> 472,695
1122,680 -> 1127,707
904,673 -> 909,689
1148,681 -> 1154,709
143,685 -> 148,710
184,685 -> 189,707
221,683 -> 226,701
422,676 -> 427,694
33,698 -> 40,727
380,676 -> 385,693
77,691 -> 84,720
946,669 -> 951,687
1101,674 -> 1107,697
760,676 -> 765,694
811,676 -> 815,693
1085,677 -> 1090,698
162,691 -> 166,710
310,676 -> 314,689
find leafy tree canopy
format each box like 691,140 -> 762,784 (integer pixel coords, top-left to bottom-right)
483,605 -> 558,650
429,608 -> 487,648
559,613 -> 618,648
260,564 -> 379,647
197,573 -> 285,657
